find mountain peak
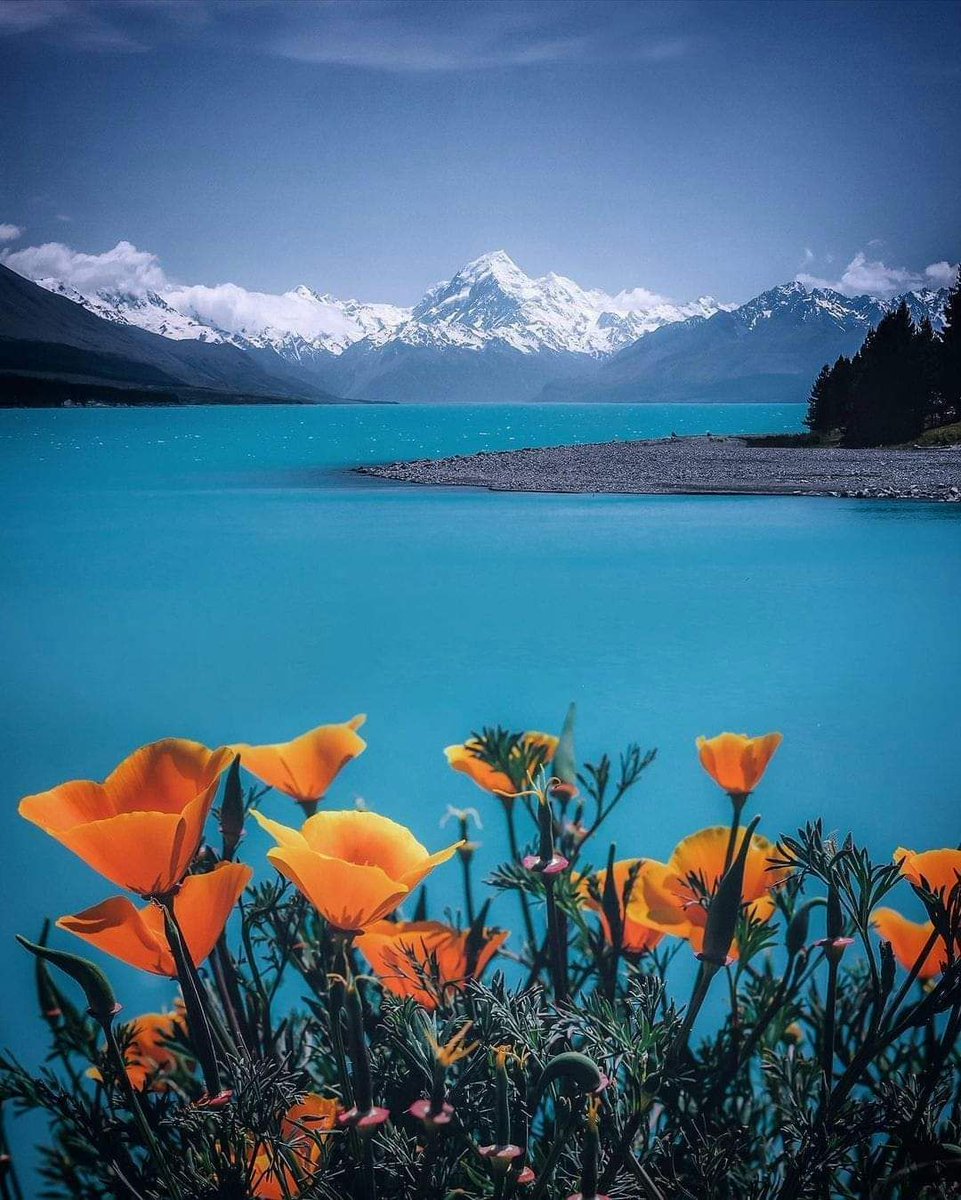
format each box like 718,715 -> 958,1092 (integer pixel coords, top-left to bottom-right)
457,250 -> 526,283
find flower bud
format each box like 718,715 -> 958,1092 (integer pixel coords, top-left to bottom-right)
698,815 -> 761,968
219,754 -> 245,861
17,936 -> 119,1025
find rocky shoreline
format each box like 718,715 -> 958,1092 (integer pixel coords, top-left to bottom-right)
357,435 -> 961,501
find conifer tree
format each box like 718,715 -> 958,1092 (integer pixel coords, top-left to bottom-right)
844,304 -> 925,446
939,266 -> 961,422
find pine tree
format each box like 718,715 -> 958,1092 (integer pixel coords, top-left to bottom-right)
804,363 -> 832,433
939,266 -> 961,422
805,356 -> 852,435
844,304 -> 925,446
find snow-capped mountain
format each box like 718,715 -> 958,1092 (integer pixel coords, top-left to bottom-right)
16,255 -> 952,404
542,281 -> 951,404
376,250 -> 727,357
34,278 -> 233,343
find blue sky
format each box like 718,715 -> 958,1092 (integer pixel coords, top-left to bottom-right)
0,0 -> 958,305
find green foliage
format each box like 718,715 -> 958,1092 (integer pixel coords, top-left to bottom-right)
805,272 -> 961,445
2,747 -> 959,1200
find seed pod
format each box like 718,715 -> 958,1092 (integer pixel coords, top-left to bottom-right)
786,899 -> 819,958
219,754 -> 245,860
552,703 -> 578,798
538,1051 -> 604,1094
700,815 -> 761,967
17,936 -> 119,1024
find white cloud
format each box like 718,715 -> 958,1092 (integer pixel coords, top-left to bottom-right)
796,251 -> 958,299
0,239 -> 168,293
0,223 -> 23,242
0,236 -> 390,339
609,286 -> 673,313
924,261 -> 959,288
165,282 -> 357,340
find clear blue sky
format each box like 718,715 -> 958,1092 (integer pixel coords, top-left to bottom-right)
0,0 -> 958,304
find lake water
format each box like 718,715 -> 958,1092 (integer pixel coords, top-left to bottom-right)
2,402 -> 960,1175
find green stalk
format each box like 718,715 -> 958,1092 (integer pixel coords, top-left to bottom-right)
101,1019 -> 185,1200
158,895 -> 223,1099
505,801 -> 538,951
544,877 -> 568,1004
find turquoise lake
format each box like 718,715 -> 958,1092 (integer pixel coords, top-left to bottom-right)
2,401 -> 960,1170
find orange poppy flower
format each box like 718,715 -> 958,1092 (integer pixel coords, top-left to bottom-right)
696,732 -> 783,796
576,861 -> 664,954
251,1093 -> 341,1199
872,908 -> 946,979
19,740 -> 233,896
444,731 -> 559,797
89,1006 -> 187,1091
356,920 -> 508,1009
232,715 -> 367,808
894,847 -> 961,899
629,826 -> 790,955
57,861 -> 252,977
252,808 -> 462,932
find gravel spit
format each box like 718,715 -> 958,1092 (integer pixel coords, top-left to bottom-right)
357,435 -> 961,502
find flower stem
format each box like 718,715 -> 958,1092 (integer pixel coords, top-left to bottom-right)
101,1019 -> 184,1200
544,876 -> 568,1004
157,895 -> 223,1099
505,801 -> 538,951
820,954 -> 839,1085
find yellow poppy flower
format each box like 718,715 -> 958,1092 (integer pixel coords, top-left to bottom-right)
89,1006 -> 187,1092
696,732 -> 783,796
444,731 -> 558,797
356,920 -> 508,1009
19,740 -> 233,896
872,907 -> 946,979
629,826 -> 790,955
576,860 -> 665,954
252,808 -> 462,932
232,716 -> 367,808
895,847 -> 961,898
58,862 -> 252,977
251,1094 -> 341,1198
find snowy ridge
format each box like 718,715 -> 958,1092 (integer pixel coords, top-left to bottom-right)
28,250 -> 730,365
378,250 -> 728,356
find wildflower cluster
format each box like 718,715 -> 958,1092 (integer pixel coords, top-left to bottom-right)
1,711 -> 959,1199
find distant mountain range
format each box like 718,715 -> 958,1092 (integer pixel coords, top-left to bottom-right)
0,264 -> 348,405
2,251 -> 950,405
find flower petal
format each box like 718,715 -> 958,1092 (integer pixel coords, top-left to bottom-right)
58,896 -> 171,975
266,845 -> 409,930
233,716 -> 367,804
249,808 -> 310,849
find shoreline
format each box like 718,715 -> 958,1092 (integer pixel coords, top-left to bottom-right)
356,434 -> 961,502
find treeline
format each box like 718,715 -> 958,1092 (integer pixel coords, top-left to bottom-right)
806,267 -> 961,445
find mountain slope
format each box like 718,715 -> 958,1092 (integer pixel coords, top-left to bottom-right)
324,251 -> 727,402
0,265 -> 347,404
541,283 -> 950,404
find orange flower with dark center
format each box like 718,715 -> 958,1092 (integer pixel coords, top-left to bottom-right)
252,808 -> 462,932
895,847 -> 961,899
356,920 -> 508,1009
19,740 -> 233,896
576,861 -> 664,954
57,861 -> 252,977
629,826 -> 790,955
232,715 -> 367,808
696,732 -> 783,797
90,1007 -> 187,1092
872,908 -> 947,979
251,1093 -> 341,1199
445,731 -> 559,797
